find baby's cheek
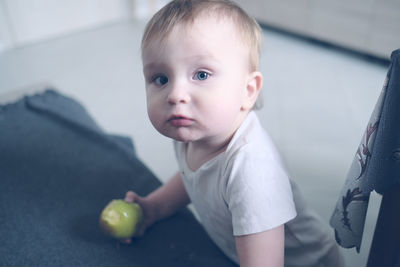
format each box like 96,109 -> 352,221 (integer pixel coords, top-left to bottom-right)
147,106 -> 162,128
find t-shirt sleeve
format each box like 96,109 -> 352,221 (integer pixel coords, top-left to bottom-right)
225,147 -> 297,236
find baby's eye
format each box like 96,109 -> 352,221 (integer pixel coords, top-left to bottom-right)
153,75 -> 169,86
194,71 -> 210,81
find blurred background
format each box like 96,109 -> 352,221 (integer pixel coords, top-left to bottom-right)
0,0 -> 399,266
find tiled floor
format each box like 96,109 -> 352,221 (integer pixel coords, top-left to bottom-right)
0,20 -> 390,267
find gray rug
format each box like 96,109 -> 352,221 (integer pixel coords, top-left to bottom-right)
0,89 -> 236,267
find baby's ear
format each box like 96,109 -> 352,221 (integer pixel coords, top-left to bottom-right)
241,71 -> 263,111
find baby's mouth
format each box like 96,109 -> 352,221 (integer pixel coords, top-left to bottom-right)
168,115 -> 194,127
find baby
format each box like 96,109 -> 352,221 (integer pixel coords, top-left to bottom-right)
124,0 -> 344,266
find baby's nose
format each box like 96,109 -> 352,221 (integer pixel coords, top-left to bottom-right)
167,83 -> 191,105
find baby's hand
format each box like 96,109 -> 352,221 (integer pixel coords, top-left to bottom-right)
120,191 -> 156,244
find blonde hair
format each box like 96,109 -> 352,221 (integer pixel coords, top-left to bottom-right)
141,0 -> 263,72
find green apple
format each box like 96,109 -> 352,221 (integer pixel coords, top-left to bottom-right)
99,199 -> 143,240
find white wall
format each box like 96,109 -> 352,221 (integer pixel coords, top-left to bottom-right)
0,0 -> 168,52
234,0 -> 400,59
133,0 -> 168,19
0,0 -> 14,51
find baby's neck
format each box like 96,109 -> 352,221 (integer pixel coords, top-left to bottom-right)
185,136 -> 232,172
185,110 -> 250,171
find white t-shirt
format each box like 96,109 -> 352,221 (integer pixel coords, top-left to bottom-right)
174,111 -> 297,263
174,111 -> 337,266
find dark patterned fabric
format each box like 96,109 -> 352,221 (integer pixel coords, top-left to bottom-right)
330,49 -> 400,252
0,90 -> 236,267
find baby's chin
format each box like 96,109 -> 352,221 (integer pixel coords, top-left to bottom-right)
166,134 -> 193,143
160,129 -> 199,143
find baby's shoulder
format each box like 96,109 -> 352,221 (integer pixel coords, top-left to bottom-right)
222,138 -> 284,184
221,113 -> 286,179
227,128 -> 281,166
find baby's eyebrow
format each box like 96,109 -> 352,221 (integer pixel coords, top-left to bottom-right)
143,62 -> 163,74
143,54 -> 220,73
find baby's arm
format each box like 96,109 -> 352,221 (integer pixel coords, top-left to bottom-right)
235,225 -> 284,267
124,171 -> 190,239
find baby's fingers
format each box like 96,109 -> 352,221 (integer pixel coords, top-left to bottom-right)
124,191 -> 139,203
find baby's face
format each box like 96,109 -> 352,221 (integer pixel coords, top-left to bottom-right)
142,16 -> 252,145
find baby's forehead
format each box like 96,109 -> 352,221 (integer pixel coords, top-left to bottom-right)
144,15 -> 245,49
